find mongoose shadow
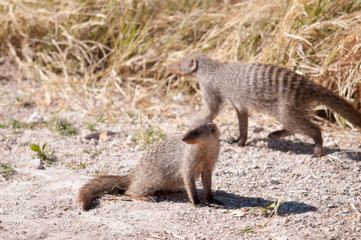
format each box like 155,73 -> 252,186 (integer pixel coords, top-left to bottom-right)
220,137 -> 342,156
254,138 -> 341,156
246,138 -> 361,160
214,190 -> 317,215
131,189 -> 317,215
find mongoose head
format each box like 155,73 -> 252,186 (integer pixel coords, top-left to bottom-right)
182,119 -> 219,144
169,54 -> 206,76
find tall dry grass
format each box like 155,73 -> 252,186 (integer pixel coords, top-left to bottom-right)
1,0 -> 360,126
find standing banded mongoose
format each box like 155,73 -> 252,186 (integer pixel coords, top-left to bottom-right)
78,119 -> 222,211
170,54 -> 361,157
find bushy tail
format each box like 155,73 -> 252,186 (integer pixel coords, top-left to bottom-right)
78,174 -> 131,211
314,85 -> 361,129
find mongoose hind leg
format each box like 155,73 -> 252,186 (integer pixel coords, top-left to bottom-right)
228,109 -> 248,146
268,129 -> 292,139
287,116 -> 324,157
236,109 -> 248,146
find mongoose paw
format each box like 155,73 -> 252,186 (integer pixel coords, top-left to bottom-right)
312,147 -> 324,158
129,195 -> 158,202
192,198 -> 201,206
268,130 -> 291,140
227,137 -> 246,146
268,132 -> 281,140
237,139 -> 246,147
194,202 -> 211,208
207,197 -> 224,206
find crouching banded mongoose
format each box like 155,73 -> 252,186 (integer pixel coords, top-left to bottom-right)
170,54 -> 361,157
78,119 -> 222,211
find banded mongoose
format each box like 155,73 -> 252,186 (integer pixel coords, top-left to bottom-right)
78,119 -> 222,211
170,54 -> 361,157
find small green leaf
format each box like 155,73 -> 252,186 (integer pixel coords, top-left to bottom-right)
268,202 -> 277,208
29,143 -> 41,153
42,143 -> 48,151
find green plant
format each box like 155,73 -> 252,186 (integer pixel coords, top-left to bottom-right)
11,119 -> 24,129
131,127 -> 165,146
0,163 -> 15,176
66,161 -> 87,170
240,226 -> 255,234
249,202 -> 278,217
87,122 -> 97,132
77,162 -> 87,169
29,142 -> 56,163
83,149 -> 102,157
55,119 -> 77,136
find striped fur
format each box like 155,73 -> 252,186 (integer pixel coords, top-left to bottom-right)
170,54 -> 361,157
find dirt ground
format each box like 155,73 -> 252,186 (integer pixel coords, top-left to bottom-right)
1,65 -> 361,240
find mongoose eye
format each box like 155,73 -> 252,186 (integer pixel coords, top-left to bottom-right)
193,130 -> 199,136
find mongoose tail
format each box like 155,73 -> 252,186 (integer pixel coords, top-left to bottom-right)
315,86 -> 361,129
78,175 -> 131,211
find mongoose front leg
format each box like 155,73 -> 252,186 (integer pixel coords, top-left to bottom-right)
201,169 -> 223,205
182,169 -> 200,205
201,90 -> 223,120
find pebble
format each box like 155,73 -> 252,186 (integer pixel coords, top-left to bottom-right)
327,204 -> 338,208
270,178 -> 281,185
330,234 -> 338,240
27,111 -> 44,124
30,159 -> 44,169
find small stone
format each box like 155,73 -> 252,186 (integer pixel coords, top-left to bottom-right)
270,178 -> 281,185
30,159 -> 44,169
232,208 -> 248,217
322,195 -> 330,201
293,219 -> 302,224
253,127 -> 264,133
27,111 -> 44,124
308,223 -> 316,228
330,234 -> 338,240
327,204 -> 337,208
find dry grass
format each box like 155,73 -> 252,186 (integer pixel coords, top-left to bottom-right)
0,0 -> 360,127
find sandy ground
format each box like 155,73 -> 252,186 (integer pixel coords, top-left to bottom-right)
1,70 -> 361,240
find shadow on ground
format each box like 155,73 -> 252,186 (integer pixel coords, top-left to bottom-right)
155,190 -> 316,216
223,137 -> 355,157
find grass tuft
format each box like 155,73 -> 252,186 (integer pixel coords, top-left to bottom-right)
0,0 -> 360,127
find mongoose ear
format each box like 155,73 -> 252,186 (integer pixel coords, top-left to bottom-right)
189,58 -> 198,72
